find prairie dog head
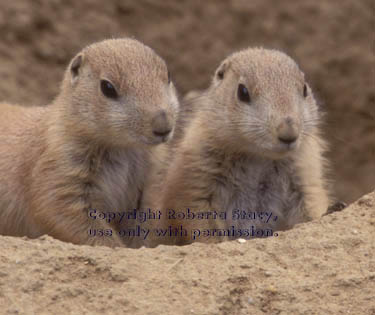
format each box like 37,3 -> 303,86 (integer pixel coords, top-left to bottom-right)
208,48 -> 320,159
60,38 -> 179,147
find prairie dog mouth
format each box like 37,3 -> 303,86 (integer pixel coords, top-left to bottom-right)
276,140 -> 298,151
259,139 -> 300,159
140,130 -> 174,145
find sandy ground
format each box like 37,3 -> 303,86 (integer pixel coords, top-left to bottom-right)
0,191 -> 374,314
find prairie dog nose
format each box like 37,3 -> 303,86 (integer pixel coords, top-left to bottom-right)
152,111 -> 172,138
277,117 -> 299,144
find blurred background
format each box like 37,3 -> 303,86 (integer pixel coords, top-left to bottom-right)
0,0 -> 373,204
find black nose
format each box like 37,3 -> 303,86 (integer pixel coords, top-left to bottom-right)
277,117 -> 299,145
152,110 -> 172,139
278,134 -> 298,144
153,129 -> 171,138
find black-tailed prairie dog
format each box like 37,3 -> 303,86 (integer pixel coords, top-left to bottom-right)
142,47 -> 330,246
0,38 -> 179,247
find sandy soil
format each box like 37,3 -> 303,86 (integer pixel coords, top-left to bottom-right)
0,191 -> 374,314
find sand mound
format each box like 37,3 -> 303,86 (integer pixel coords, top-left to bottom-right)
0,191 -> 373,314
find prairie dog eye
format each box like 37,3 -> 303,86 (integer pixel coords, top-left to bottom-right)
100,80 -> 118,99
237,84 -> 251,103
303,84 -> 308,98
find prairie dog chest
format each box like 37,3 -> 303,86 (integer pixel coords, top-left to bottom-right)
214,157 -> 303,231
91,150 -> 147,212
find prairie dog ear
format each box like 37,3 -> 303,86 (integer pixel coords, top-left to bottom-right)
213,60 -> 230,86
70,53 -> 84,85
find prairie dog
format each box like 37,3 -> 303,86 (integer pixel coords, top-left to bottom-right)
142,48 -> 330,246
0,38 -> 179,247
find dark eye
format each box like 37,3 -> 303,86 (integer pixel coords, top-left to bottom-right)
303,84 -> 308,98
168,71 -> 171,84
237,84 -> 251,103
100,80 -> 118,99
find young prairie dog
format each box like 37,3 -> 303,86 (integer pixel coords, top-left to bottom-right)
142,47 -> 330,246
0,38 -> 179,247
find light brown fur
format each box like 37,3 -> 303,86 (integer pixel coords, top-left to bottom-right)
141,48 -> 330,247
0,38 -> 179,247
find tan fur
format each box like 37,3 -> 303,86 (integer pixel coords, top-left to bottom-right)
142,48 -> 330,247
0,38 -> 179,247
